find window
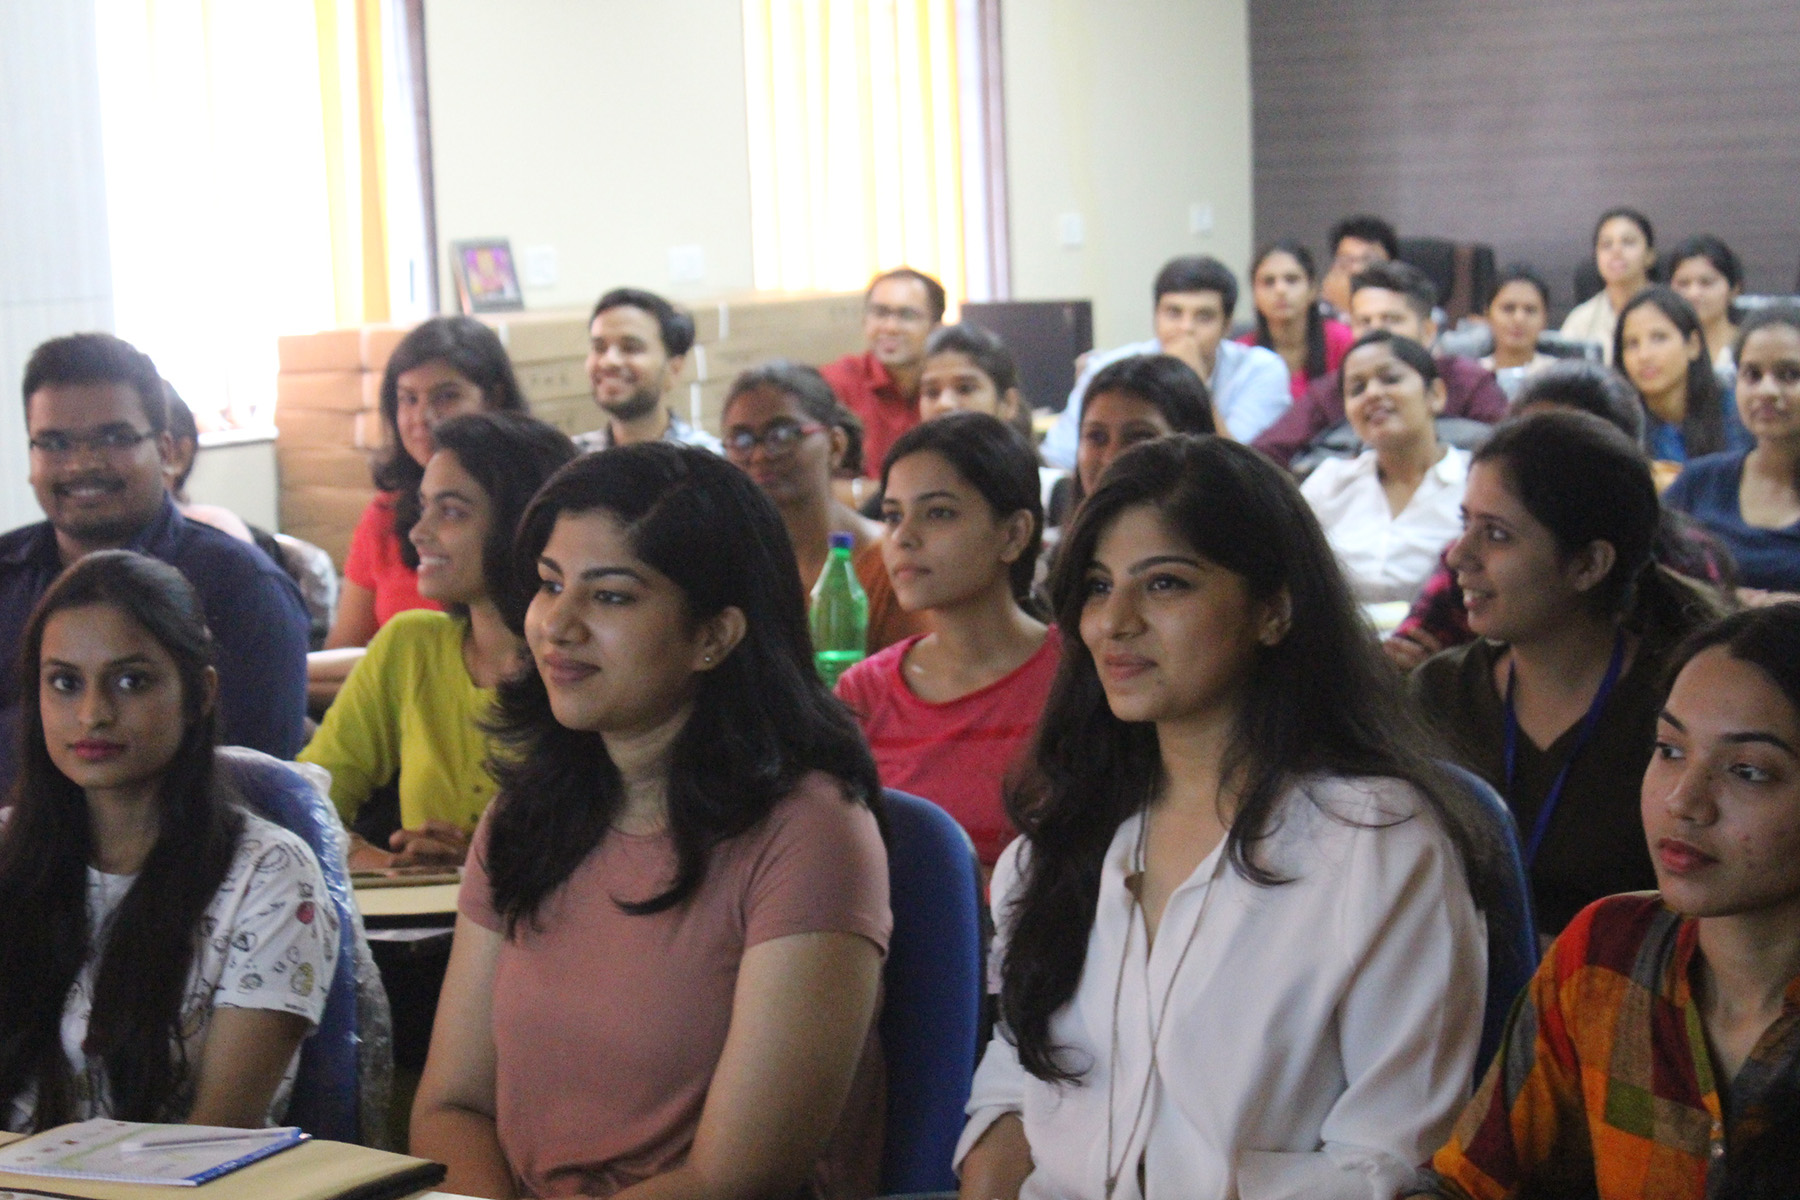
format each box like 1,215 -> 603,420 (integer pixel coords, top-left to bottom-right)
92,0 -> 431,430
742,0 -> 1009,304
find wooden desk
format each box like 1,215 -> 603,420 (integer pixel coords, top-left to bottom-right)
354,882 -> 460,925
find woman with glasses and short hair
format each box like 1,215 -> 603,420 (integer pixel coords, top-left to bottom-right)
722,361 -> 924,655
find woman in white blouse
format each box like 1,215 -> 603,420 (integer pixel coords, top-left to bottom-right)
955,435 -> 1499,1200
1559,207 -> 1656,364
1301,331 -> 1470,604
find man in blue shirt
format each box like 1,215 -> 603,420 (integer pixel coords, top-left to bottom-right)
1041,255 -> 1290,468
0,333 -> 308,794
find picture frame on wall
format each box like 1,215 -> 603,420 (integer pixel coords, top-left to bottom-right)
448,239 -> 525,313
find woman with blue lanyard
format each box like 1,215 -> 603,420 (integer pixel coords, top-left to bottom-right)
1411,411 -> 1726,940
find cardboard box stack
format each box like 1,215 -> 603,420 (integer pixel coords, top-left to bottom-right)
273,291 -> 866,571
273,326 -> 407,568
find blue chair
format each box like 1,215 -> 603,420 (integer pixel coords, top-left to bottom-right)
215,747 -> 392,1145
1439,761 -> 1539,1083
878,790 -> 984,1196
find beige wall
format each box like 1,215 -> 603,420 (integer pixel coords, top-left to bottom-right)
1000,0 -> 1253,351
424,0 -> 757,313
425,0 -> 1254,350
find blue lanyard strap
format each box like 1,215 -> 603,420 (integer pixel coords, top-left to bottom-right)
1503,631 -> 1628,868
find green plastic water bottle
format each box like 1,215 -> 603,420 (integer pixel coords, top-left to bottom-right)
811,532 -> 868,686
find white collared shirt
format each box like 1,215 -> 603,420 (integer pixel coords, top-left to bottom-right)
1301,445 -> 1471,604
957,777 -> 1485,1200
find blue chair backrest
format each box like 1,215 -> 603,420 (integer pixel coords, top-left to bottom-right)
215,747 -> 362,1142
1439,761 -> 1539,1083
878,790 -> 983,1195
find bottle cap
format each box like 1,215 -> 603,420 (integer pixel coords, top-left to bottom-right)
828,531 -> 855,550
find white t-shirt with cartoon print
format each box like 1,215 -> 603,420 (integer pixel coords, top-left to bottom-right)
6,811 -> 338,1130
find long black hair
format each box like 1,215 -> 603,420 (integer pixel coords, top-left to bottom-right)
1662,603 -> 1800,1199
1734,306 -> 1800,495
880,411 -> 1044,605
1613,286 -> 1726,458
424,411 -> 577,627
372,317 -> 529,568
1250,239 -> 1328,379
999,435 -> 1502,1082
0,551 -> 239,1128
1071,353 -> 1214,508
483,444 -> 882,932
1473,410 -> 1690,628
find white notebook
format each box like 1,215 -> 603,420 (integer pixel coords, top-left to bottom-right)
0,1120 -> 306,1187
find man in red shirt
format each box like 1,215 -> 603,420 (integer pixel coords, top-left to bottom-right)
819,268 -> 945,477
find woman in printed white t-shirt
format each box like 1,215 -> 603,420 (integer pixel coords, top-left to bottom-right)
0,552 -> 336,1132
955,436 -> 1499,1200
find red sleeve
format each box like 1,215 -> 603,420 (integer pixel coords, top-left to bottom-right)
833,651 -> 881,718
1392,555 -> 1473,652
1323,319 -> 1357,373
816,353 -> 861,395
343,494 -> 394,590
743,775 -> 892,956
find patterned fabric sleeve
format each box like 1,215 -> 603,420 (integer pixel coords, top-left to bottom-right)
1391,553 -> 1473,654
1414,907 -> 1598,1199
206,823 -> 339,1026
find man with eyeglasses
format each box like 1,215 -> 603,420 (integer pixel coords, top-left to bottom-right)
1319,214 -> 1398,321
0,333 -> 309,795
819,267 -> 945,477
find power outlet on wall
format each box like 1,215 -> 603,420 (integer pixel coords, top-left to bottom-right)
1189,203 -> 1214,235
1057,212 -> 1085,248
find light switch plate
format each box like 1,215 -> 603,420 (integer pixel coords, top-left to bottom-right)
523,245 -> 558,287
668,244 -> 706,283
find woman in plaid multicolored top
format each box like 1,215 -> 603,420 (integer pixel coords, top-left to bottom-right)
1417,604 -> 1800,1199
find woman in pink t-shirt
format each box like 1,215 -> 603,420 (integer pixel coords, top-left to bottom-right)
309,319 -> 529,703
412,445 -> 891,1200
1238,240 -> 1355,402
836,413 -> 1056,869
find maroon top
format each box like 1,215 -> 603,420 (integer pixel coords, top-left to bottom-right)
1252,354 -> 1508,468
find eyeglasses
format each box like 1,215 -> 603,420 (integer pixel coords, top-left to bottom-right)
28,427 -> 156,457
866,304 -> 931,327
724,420 -> 825,458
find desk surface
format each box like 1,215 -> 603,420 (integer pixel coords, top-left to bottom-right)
354,882 -> 461,921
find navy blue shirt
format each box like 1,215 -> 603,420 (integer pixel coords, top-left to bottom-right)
0,495 -> 309,795
1664,451 -> 1800,592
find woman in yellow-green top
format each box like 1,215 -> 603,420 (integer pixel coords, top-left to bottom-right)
301,413 -> 576,869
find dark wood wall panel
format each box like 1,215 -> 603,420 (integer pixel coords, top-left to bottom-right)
1250,0 -> 1800,315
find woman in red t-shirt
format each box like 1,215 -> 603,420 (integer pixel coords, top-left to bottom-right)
310,318 -> 528,703
836,412 -> 1056,870
1238,240 -> 1355,402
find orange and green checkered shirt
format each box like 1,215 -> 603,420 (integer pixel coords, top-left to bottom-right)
1416,892 -> 1800,1199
